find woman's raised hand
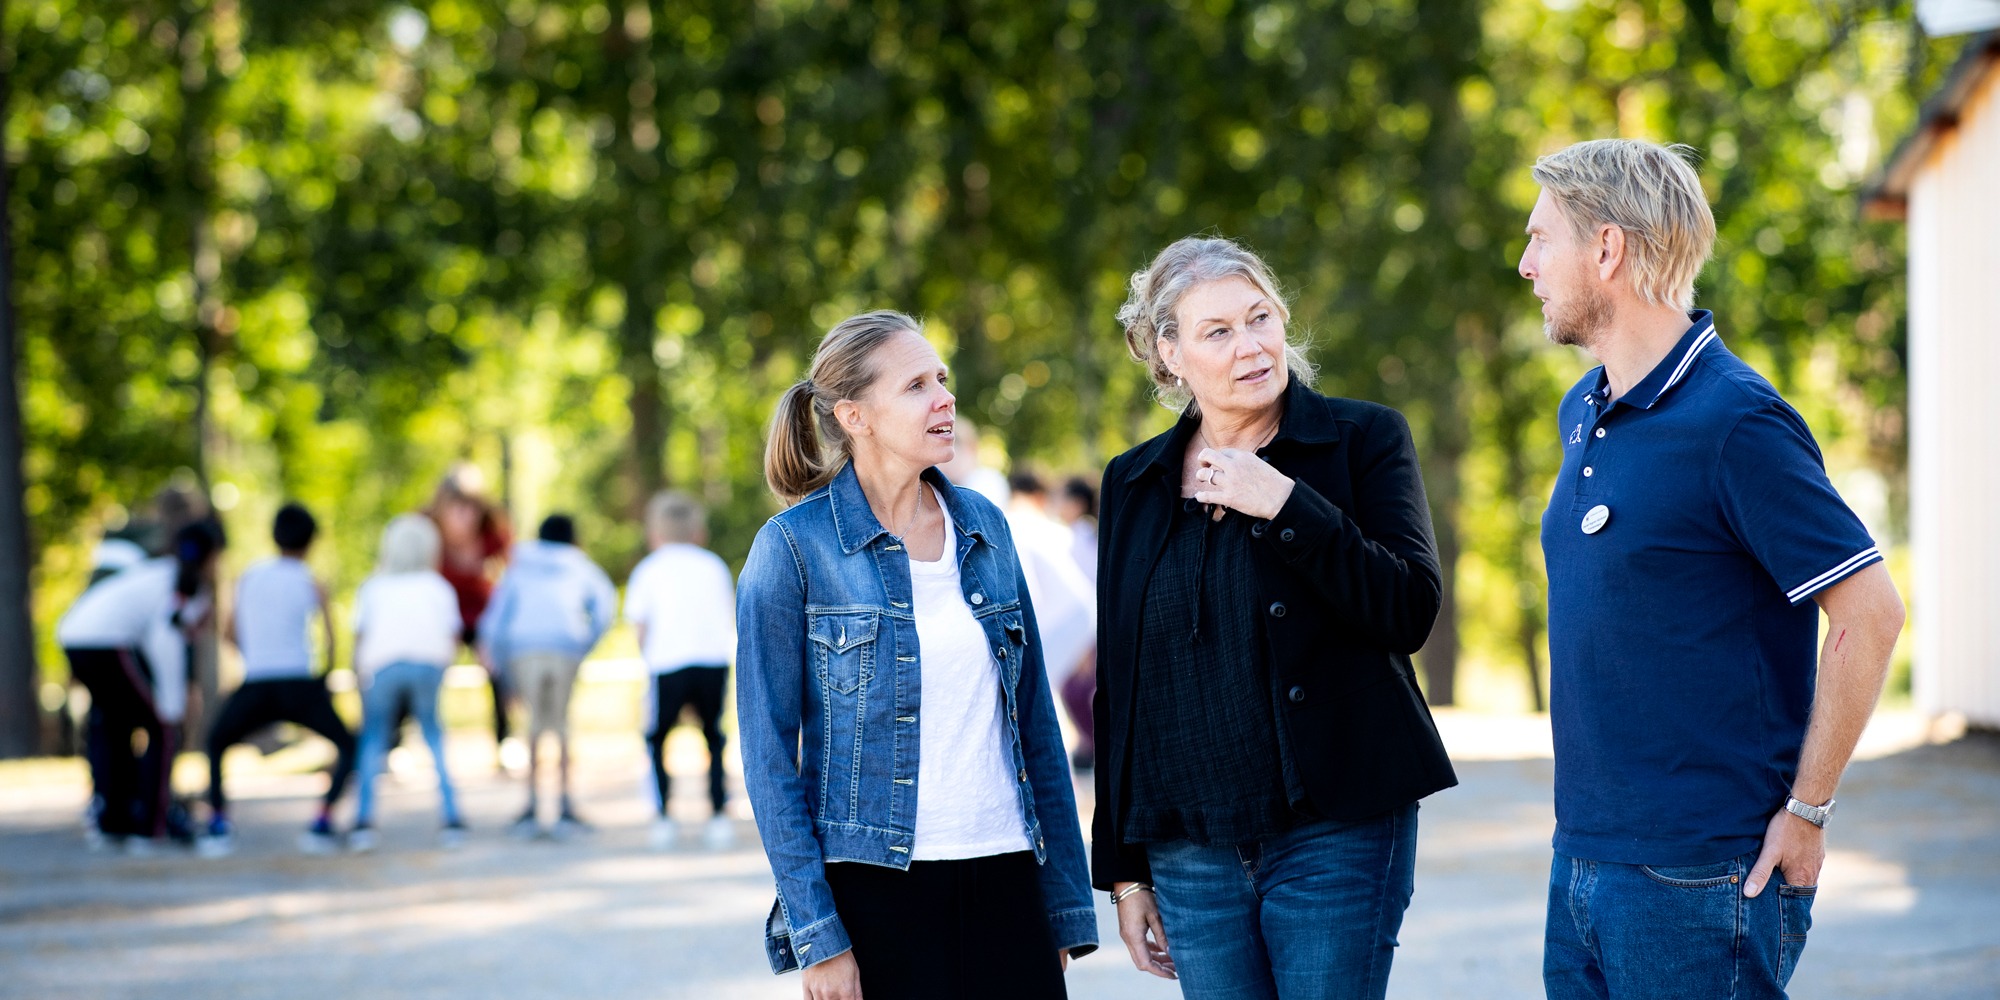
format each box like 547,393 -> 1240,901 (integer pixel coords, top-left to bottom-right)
802,949 -> 863,1000
1192,447 -> 1295,521
1114,886 -> 1177,980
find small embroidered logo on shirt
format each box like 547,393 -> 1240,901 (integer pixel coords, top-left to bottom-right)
1568,424 -> 1584,445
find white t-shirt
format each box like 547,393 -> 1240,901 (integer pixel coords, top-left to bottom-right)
351,571 -> 462,680
909,488 -> 1033,861
233,557 -> 320,681
56,558 -> 199,723
624,543 -> 737,673
57,558 -> 179,648
1005,507 -> 1097,684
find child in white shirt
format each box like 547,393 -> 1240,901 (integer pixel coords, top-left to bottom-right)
348,513 -> 465,851
624,492 -> 737,850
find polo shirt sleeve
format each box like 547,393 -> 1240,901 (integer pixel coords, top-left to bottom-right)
1716,402 -> 1882,606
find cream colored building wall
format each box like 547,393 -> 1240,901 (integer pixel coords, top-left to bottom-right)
1908,67 -> 2000,726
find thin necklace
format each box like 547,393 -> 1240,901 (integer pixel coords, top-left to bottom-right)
1196,419 -> 1280,454
887,485 -> 927,539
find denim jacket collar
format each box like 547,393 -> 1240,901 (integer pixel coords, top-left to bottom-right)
829,460 -> 993,556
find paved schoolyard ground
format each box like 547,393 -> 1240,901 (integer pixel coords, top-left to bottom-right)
1,710 -> 1995,999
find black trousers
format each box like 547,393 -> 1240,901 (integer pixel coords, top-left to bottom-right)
823,851 -> 1067,1000
65,647 -> 175,838
205,677 -> 356,816
646,666 -> 727,816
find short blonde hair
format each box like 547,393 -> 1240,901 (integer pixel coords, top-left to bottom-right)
1530,139 -> 1716,311
1116,236 -> 1315,413
646,491 -> 705,543
376,513 -> 442,574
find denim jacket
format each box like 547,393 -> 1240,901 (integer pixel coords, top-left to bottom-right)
736,462 -> 1099,974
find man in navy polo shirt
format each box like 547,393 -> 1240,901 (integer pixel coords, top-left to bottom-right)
1519,138 -> 1906,999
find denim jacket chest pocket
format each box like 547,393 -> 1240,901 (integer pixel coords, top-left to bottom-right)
808,611 -> 879,696
995,614 -> 1028,690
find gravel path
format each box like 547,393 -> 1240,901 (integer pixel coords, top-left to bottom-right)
1,713 -> 1994,998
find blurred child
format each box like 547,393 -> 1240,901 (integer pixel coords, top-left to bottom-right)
478,514 -> 616,838
349,514 -> 465,852
57,521 -> 225,852
73,536 -> 152,846
425,467 -> 513,763
624,492 -> 737,850
198,503 -> 356,857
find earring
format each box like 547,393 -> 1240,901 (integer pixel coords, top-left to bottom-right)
1176,376 -> 1184,387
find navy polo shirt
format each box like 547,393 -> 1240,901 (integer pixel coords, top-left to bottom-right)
1541,311 -> 1881,866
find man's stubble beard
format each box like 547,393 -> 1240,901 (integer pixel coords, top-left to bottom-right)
1545,280 -> 1614,351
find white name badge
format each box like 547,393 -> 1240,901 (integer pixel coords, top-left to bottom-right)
1581,505 -> 1610,535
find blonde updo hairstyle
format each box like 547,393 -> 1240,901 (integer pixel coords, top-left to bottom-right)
1116,236 -> 1315,414
765,310 -> 926,505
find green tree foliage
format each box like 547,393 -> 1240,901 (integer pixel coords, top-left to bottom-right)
4,0 -> 1958,733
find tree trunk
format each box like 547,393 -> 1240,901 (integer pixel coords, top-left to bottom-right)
1518,599 -> 1546,714
174,0 -> 232,743
0,28 -> 44,759
1420,454 -> 1462,707
609,5 -> 668,513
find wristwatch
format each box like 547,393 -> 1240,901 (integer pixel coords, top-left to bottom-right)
1784,795 -> 1836,828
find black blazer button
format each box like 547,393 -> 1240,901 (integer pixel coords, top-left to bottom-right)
1268,602 -> 1287,618
1251,520 -> 1269,537
1288,685 -> 1306,703
1279,528 -> 1295,542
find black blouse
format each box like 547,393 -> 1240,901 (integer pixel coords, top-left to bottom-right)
1124,496 -> 1296,845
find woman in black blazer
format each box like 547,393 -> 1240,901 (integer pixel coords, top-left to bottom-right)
1093,236 -> 1455,1000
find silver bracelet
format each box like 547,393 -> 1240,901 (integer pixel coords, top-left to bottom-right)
1110,883 -> 1155,905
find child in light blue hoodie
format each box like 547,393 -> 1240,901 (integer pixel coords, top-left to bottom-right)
478,514 -> 617,836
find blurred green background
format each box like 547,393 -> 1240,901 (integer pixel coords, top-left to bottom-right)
4,0 -> 1960,728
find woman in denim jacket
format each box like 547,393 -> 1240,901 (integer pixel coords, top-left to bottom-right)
737,310 -> 1098,1000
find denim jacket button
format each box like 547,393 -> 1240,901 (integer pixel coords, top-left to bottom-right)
970,593 -> 985,605
1017,769 -> 1027,782
1288,685 -> 1306,703
996,646 -> 1008,659
1268,601 -> 1287,618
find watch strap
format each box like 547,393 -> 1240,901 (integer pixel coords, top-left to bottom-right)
1784,795 -> 1835,828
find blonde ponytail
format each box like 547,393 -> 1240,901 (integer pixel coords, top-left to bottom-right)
765,380 -> 833,504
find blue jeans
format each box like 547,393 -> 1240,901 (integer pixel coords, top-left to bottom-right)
1146,804 -> 1419,1000
353,662 -> 459,827
1544,849 -> 1816,999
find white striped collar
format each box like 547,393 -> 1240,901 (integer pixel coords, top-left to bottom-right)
1647,311 -> 1719,408
1585,311 -> 1720,410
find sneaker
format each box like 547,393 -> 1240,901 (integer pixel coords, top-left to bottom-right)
298,816 -> 339,855
197,817 -> 237,859
81,797 -> 104,840
702,816 -> 735,851
508,809 -> 541,840
347,825 -> 379,854
164,800 -> 197,845
552,810 -> 592,841
438,821 -> 468,851
648,818 -> 679,851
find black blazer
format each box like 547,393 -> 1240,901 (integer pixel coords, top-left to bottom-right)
1090,380 -> 1458,889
